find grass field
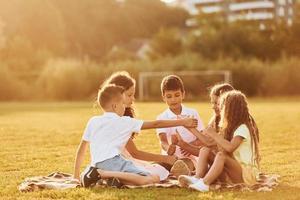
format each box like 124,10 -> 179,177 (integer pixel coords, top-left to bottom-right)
0,99 -> 300,200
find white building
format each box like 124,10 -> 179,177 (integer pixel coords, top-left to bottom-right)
166,0 -> 295,26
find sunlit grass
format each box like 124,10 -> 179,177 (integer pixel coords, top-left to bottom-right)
0,99 -> 299,199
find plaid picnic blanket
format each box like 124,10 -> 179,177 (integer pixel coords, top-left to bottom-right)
18,171 -> 279,192
18,172 -> 80,192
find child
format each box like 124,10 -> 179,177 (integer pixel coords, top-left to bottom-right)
103,71 -> 177,181
73,84 -> 198,187
156,75 -> 206,176
208,83 -> 234,131
179,90 -> 260,192
172,83 -> 235,157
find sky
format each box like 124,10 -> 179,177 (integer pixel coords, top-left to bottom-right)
161,0 -> 176,3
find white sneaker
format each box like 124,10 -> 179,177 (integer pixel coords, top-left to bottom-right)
189,179 -> 209,192
178,175 -> 199,188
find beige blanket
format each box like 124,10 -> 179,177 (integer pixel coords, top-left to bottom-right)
19,171 -> 279,192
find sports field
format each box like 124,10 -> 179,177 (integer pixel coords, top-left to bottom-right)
0,99 -> 299,200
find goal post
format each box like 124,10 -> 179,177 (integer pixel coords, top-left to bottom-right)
138,70 -> 232,101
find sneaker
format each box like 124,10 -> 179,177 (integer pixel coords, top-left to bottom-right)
80,166 -> 101,188
106,177 -> 123,188
178,175 -> 199,188
189,178 -> 209,192
170,160 -> 191,178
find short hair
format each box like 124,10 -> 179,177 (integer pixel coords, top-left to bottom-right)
97,84 -> 125,109
161,75 -> 185,95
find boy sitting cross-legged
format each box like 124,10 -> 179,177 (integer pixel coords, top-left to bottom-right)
156,75 -> 212,177
74,84 -> 198,187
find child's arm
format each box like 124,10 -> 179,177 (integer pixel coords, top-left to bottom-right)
158,133 -> 177,155
73,140 -> 89,180
186,128 -> 216,147
173,134 -> 201,156
125,139 -> 177,165
141,118 -> 197,130
205,127 -> 243,153
178,142 -> 200,156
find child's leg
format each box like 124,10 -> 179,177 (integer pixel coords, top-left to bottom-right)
203,152 -> 243,185
195,147 -> 211,178
95,155 -> 160,186
98,169 -> 160,186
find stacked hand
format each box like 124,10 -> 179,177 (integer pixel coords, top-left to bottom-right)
182,116 -> 198,128
175,130 -> 192,157
203,126 -> 218,138
167,144 -> 176,155
166,155 -> 178,165
171,134 -> 179,145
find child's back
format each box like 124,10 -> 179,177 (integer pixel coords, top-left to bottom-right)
83,113 -> 143,166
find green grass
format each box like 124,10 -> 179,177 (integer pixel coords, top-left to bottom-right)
0,100 -> 300,200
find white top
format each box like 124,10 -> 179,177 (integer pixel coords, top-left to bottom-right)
233,124 -> 255,166
156,105 -> 204,159
82,112 -> 143,166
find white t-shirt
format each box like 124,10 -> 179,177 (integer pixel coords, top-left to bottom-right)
82,112 -> 143,166
156,105 -> 204,159
233,124 -> 255,166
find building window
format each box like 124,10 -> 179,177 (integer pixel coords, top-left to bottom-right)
278,7 -> 285,16
279,0 -> 286,5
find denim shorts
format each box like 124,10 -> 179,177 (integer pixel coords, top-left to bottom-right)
95,155 -> 150,176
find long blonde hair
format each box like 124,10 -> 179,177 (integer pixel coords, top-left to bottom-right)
220,90 -> 260,167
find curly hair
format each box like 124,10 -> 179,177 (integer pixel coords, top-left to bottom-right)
219,90 -> 260,167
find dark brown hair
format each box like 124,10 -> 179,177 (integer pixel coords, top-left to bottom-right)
97,84 -> 125,109
161,75 -> 185,95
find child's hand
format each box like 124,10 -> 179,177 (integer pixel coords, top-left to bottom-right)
182,117 -> 198,128
180,147 -> 192,157
175,130 -> 186,146
166,155 -> 177,165
73,175 -> 80,183
167,144 -> 176,155
204,126 -> 218,138
171,134 -> 179,145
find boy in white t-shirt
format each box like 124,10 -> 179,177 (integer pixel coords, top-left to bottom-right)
156,75 -> 206,176
73,84 -> 198,187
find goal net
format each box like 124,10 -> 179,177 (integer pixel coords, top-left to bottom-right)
138,70 -> 232,101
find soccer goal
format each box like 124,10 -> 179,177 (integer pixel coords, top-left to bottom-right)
138,70 -> 232,101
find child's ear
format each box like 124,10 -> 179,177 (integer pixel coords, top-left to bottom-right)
162,94 -> 166,102
111,103 -> 117,111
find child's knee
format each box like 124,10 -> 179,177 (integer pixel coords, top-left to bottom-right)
151,175 -> 160,183
199,146 -> 211,156
215,152 -> 226,161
